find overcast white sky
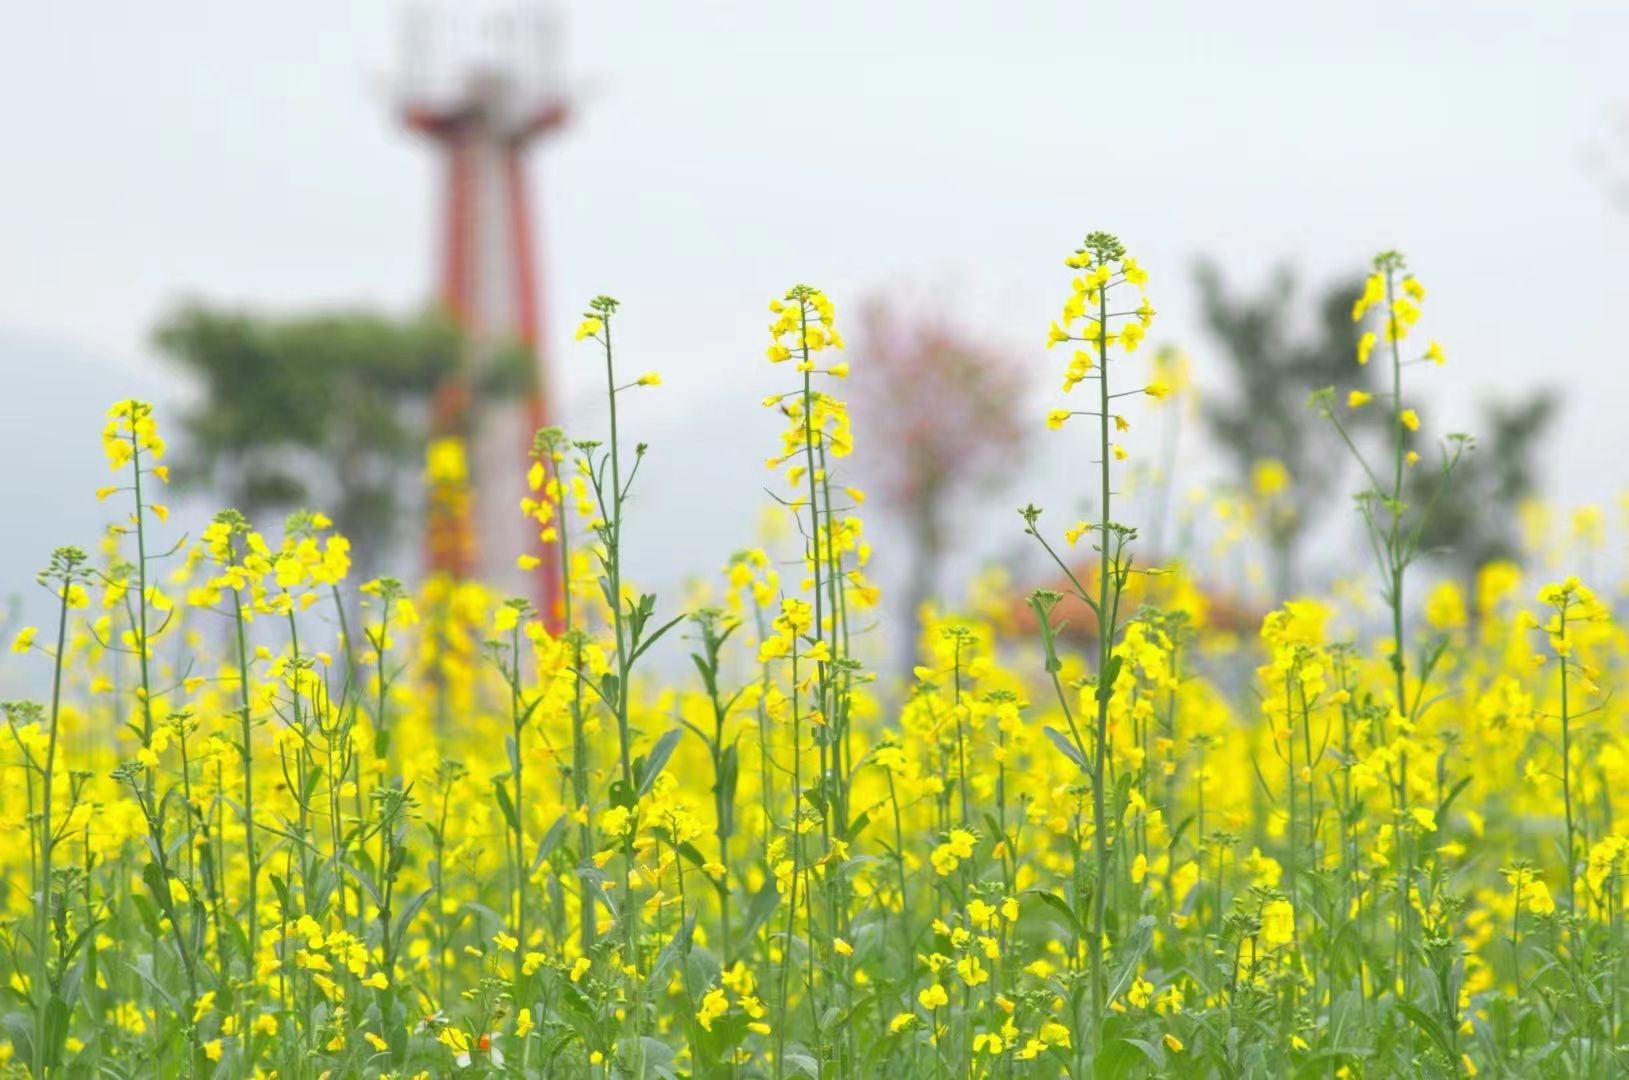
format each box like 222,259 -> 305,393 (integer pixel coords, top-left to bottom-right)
2,0 -> 1626,647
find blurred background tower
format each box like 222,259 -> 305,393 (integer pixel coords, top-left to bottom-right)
397,3 -> 569,623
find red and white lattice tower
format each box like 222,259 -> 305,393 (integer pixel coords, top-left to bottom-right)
397,3 -> 569,625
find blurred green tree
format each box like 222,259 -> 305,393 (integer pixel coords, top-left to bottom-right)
1193,260 -> 1374,597
152,306 -> 465,569
1409,394 -> 1558,589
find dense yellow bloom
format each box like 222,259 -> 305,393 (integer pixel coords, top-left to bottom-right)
1516,875 -> 1555,915
1352,272 -> 1385,321
0,239 -> 1613,1080
1261,898 -> 1295,946
697,987 -> 728,1031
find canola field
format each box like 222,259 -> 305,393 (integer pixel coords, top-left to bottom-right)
2,235 -> 1620,1078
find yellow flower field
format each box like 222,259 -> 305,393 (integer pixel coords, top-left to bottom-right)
3,236 -> 1622,1078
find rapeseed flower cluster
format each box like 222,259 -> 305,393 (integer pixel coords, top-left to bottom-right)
1,239 -> 1622,1079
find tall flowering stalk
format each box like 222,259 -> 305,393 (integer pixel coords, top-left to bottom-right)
487,594 -> 535,983
1532,570 -> 1612,1061
570,296 -> 681,1074
762,284 -> 869,1074
764,285 -> 854,837
1312,250 -> 1463,1000
101,402 -> 170,795
525,425 -> 599,954
1024,231 -> 1158,1041
687,608 -> 744,965
1535,576 -> 1606,911
7,547 -> 90,1076
195,509 -> 275,973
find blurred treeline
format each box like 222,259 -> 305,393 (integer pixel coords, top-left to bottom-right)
152,266 -> 1557,632
152,304 -> 531,578
1189,260 -> 1557,600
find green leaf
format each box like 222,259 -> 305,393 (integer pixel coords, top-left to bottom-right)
392,888 -> 434,949
741,880 -> 780,942
1395,1002 -> 1455,1059
717,742 -> 740,838
1094,1036 -> 1156,1080
270,874 -> 293,914
1106,915 -> 1155,1004
1096,655 -> 1124,702
636,729 -> 684,798
43,995 -> 70,1070
530,814 -> 568,873
631,613 -> 686,664
1438,774 -> 1474,818
1027,592 -> 1064,673
336,858 -> 383,908
690,653 -> 719,698
130,893 -> 161,937
782,1049 -> 821,1078
492,780 -> 521,833
647,914 -> 696,988
1025,889 -> 1082,935
1044,726 -> 1088,771
142,861 -> 179,927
